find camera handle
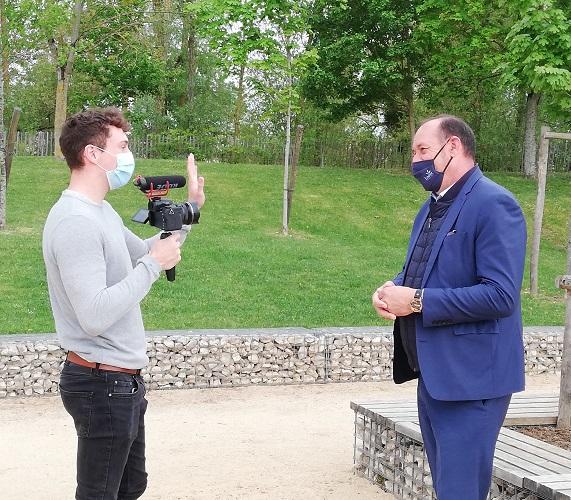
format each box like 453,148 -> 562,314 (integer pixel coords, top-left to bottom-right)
160,232 -> 176,282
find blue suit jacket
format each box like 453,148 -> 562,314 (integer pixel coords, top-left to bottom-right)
392,168 -> 526,401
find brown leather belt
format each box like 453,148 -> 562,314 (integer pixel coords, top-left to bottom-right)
67,351 -> 141,375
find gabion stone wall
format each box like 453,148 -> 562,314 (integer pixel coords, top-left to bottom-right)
353,413 -> 541,500
353,412 -> 435,499
524,329 -> 564,374
0,327 -> 564,398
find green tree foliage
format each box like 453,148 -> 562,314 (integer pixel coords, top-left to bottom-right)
73,1 -> 166,107
191,0 -> 314,141
500,0 -> 571,175
414,1 -> 509,127
303,0 -> 419,137
501,0 -> 571,115
8,58 -> 56,131
2,0 -> 570,173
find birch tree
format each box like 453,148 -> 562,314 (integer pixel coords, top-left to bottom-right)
191,0 -> 268,144
500,0 -> 571,177
47,0 -> 83,158
192,0 -> 312,233
0,0 -> 5,230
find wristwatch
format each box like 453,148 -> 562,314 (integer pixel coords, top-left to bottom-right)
410,289 -> 424,313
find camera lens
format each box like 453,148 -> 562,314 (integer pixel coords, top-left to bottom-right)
182,202 -> 200,225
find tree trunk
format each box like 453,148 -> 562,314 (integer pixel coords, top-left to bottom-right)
5,107 -> 20,185
522,92 -> 541,177
0,23 -> 5,230
232,63 -> 246,146
516,91 -> 528,168
282,45 -> 292,235
152,0 -> 171,116
178,2 -> 197,122
557,216 -> 571,428
54,72 -> 71,158
53,0 -> 83,158
185,8 -> 197,107
287,124 -> 304,225
282,102 -> 292,235
0,0 -> 8,95
406,89 -> 415,142
530,126 -> 550,296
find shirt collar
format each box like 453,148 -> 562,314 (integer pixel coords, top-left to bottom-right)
432,184 -> 454,201
431,165 -> 478,202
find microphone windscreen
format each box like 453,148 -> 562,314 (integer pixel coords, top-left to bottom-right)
135,175 -> 187,190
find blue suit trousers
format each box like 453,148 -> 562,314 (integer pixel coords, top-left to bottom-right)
417,377 -> 511,500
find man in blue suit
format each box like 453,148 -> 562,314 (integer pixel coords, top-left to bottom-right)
372,115 -> 526,500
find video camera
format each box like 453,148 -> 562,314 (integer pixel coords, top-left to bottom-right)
132,175 -> 200,282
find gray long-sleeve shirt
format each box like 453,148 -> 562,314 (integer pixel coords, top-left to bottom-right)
42,189 -> 189,368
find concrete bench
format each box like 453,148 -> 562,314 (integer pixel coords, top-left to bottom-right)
351,394 -> 571,499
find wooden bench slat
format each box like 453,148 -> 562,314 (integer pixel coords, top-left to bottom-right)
525,474 -> 571,482
504,416 -> 558,425
494,448 -> 558,476
492,458 -> 530,486
524,475 -> 571,499
500,427 -> 571,458
495,445 -> 571,475
352,394 -> 558,407
355,404 -> 558,414
496,437 -> 571,469
394,421 -> 423,441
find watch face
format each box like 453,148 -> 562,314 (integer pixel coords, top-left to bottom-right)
411,299 -> 422,313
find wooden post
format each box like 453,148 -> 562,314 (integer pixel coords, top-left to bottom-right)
530,126 -> 550,296
545,132 -> 571,141
557,217 -> 571,429
5,107 -> 21,185
287,125 -> 304,225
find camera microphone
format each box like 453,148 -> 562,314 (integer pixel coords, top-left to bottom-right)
132,172 -> 200,283
134,175 -> 187,191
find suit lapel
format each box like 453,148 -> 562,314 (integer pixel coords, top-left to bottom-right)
421,168 -> 483,287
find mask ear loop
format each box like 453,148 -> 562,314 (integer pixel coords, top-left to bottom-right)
442,155 -> 454,174
435,137 -> 453,174
91,146 -> 99,163
87,144 -> 112,173
434,137 -> 450,159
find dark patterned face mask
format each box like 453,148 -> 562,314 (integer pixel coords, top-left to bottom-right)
411,138 -> 452,192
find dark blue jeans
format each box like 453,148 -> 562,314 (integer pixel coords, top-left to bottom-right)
59,361 -> 148,500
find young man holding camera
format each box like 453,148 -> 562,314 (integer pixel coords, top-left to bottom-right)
42,108 -> 205,499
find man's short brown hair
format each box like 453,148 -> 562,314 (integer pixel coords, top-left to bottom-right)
59,108 -> 131,169
420,114 -> 476,159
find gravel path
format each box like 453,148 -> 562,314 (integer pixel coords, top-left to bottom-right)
0,374 -> 560,499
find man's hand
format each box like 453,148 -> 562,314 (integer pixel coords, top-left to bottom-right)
372,281 -> 397,321
186,153 -> 206,209
379,285 -> 416,317
149,234 -> 181,271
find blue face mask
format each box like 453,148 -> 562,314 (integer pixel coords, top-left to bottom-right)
91,146 -> 136,190
411,138 -> 453,192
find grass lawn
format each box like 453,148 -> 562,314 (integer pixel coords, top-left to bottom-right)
0,156 -> 569,334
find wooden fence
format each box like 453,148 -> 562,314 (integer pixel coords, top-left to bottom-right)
10,130 -> 571,172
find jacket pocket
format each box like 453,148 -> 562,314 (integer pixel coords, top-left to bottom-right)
453,319 -> 499,335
